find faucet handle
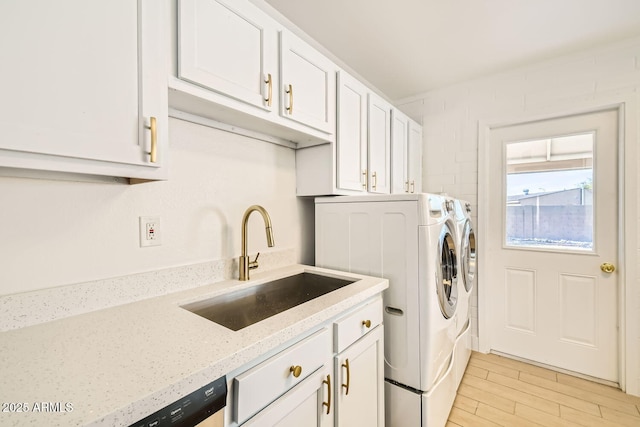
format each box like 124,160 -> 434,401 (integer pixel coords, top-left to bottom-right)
249,252 -> 260,270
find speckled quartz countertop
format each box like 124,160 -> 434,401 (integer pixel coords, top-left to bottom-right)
0,264 -> 387,426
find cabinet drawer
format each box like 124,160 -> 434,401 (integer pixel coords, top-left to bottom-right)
334,297 -> 383,353
234,328 -> 331,424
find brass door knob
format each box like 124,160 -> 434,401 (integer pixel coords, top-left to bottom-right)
290,365 -> 302,378
362,319 -> 372,328
600,263 -> 615,273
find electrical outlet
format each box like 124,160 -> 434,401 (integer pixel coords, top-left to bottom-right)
139,216 -> 161,247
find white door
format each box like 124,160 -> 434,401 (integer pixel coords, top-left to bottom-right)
408,120 -> 423,194
336,71 -> 368,192
391,109 -> 409,194
367,93 -> 392,194
178,0 -> 278,111
0,0 -> 165,170
280,31 -> 336,134
487,109 -> 619,382
335,327 -> 385,427
242,364 -> 334,427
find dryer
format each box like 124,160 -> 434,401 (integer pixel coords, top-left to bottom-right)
452,199 -> 476,388
315,193 -> 460,427
453,199 -> 476,336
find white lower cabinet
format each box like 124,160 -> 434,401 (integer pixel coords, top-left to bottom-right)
234,329 -> 332,425
230,296 -> 384,426
335,327 -> 384,426
333,297 -> 385,426
242,363 -> 333,427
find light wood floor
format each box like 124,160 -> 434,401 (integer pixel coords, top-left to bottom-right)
447,352 -> 640,427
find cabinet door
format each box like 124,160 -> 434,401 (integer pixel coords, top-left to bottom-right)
367,94 -> 392,194
0,0 -> 166,179
336,71 -> 368,192
335,326 -> 384,426
391,109 -> 409,194
280,31 -> 336,134
243,364 -> 334,427
178,0 -> 277,111
408,120 -> 423,193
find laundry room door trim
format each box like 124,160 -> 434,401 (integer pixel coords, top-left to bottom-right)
477,95 -> 639,396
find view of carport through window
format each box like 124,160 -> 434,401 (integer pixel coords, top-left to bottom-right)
505,133 -> 594,251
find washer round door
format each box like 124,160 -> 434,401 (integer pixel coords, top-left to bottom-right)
461,220 -> 476,293
436,221 -> 458,319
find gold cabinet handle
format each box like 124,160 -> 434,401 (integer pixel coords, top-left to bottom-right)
322,374 -> 331,414
146,116 -> 157,163
289,365 -> 302,378
341,359 -> 350,395
362,319 -> 371,328
600,263 -> 615,273
362,169 -> 368,189
285,84 -> 293,114
372,171 -> 377,191
264,73 -> 273,107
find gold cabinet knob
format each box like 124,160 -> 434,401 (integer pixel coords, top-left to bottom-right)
600,263 -> 615,273
362,319 -> 371,328
289,365 -> 302,378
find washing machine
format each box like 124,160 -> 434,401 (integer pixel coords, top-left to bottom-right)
315,193 -> 460,427
452,199 -> 476,387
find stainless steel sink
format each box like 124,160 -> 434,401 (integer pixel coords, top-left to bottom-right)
182,272 -> 355,331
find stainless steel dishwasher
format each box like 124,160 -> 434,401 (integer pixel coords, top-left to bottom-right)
129,376 -> 227,427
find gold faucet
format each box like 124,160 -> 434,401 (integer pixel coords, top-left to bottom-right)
239,205 -> 275,281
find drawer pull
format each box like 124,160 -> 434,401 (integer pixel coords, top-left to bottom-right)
264,73 -> 273,107
341,359 -> 350,395
289,365 -> 302,378
362,319 -> 372,328
285,84 -> 294,114
147,116 -> 157,163
322,374 -> 331,414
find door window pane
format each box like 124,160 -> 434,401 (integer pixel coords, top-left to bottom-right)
505,133 -> 594,251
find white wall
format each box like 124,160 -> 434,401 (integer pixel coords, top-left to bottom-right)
398,36 -> 640,394
0,117 -> 313,296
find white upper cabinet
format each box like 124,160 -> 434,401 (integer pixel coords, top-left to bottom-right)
178,0 -> 278,111
336,71 -> 368,193
391,109 -> 422,194
174,0 -> 336,146
391,109 -> 410,194
367,93 -> 392,194
297,72 -> 398,196
0,0 -> 167,180
279,31 -> 336,134
408,119 -> 423,193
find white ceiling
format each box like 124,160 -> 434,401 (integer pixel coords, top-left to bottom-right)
264,0 -> 640,100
